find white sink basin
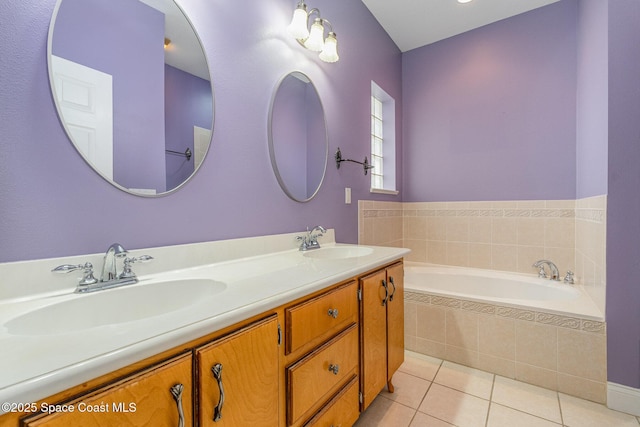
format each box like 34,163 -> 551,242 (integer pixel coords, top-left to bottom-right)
5,279 -> 226,335
303,246 -> 374,260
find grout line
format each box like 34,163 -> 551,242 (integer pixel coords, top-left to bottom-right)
485,373 -> 496,427
557,391 -> 565,426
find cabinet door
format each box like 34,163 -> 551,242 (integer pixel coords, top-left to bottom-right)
359,269 -> 388,411
23,354 -> 193,427
386,263 -> 405,384
196,315 -> 279,427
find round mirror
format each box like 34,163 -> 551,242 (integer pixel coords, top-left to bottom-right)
47,0 -> 214,196
268,72 -> 328,202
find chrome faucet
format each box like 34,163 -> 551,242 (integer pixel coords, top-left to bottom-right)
297,225 -> 326,251
52,243 -> 153,293
532,259 -> 560,281
100,243 -> 128,282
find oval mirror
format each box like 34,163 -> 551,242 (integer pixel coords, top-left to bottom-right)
47,0 -> 214,196
268,72 -> 328,202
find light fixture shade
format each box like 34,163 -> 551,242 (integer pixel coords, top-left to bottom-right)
304,19 -> 325,52
287,6 -> 309,40
319,32 -> 339,63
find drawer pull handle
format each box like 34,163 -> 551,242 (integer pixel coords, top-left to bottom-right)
327,308 -> 339,318
212,363 -> 225,422
328,364 -> 340,375
381,279 -> 389,306
170,383 -> 185,427
389,276 -> 396,302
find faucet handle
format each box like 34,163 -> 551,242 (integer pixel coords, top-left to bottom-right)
564,271 -> 575,284
119,255 -> 154,279
535,265 -> 548,279
52,262 -> 98,285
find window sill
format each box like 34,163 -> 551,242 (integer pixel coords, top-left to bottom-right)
370,188 -> 399,196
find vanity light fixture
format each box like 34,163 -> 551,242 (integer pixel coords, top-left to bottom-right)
287,1 -> 339,63
457,0 -> 473,3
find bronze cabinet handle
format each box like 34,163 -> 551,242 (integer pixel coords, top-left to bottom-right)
212,363 -> 225,422
388,276 -> 396,302
170,383 -> 185,427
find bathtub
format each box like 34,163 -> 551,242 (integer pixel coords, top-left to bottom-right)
404,263 -> 603,321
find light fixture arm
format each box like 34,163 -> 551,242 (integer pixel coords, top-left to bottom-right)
335,148 -> 374,176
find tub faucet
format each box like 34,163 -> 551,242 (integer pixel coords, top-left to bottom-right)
532,260 -> 560,281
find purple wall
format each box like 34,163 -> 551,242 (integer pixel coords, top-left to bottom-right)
576,0 -> 608,198
402,1 -> 578,202
0,0 -> 402,263
606,0 -> 640,390
164,64 -> 213,191
51,0 -> 166,193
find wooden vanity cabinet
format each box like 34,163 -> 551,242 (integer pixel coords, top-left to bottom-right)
4,258 -> 405,427
196,315 -> 279,427
21,353 -> 193,427
283,281 -> 360,427
359,262 -> 404,411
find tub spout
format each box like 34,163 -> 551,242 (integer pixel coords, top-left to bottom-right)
532,260 -> 560,281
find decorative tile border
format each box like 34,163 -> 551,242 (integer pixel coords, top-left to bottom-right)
405,290 -> 606,334
575,209 -> 606,224
404,208 -> 576,219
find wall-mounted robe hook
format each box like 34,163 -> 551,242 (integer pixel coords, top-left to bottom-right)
165,148 -> 192,161
335,147 -> 374,175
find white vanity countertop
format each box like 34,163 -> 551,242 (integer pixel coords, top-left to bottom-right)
0,241 -> 409,411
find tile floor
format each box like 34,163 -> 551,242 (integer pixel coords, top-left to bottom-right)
354,351 -> 640,427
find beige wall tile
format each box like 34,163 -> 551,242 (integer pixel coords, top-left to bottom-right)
491,245 -> 518,272
428,241 -> 447,265
477,354 -> 515,379
429,217 -> 447,241
515,321 -> 557,371
469,217 -> 492,243
544,218 -> 575,249
515,362 -> 558,391
478,315 -> 515,359
405,302 -> 417,338
517,246 -> 546,274
447,217 -> 470,242
517,217 -> 545,246
492,218 -> 518,244
557,329 -> 607,382
445,345 -> 480,369
405,216 -> 427,239
417,304 -> 446,343
446,310 -> 478,350
468,244 -> 492,269
446,242 -> 469,267
404,239 -> 427,263
544,247 -> 575,274
557,374 -> 607,404
414,337 -> 447,359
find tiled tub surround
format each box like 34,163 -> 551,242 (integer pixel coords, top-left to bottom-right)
359,198 -> 609,403
404,286 -> 608,404
358,196 -> 607,314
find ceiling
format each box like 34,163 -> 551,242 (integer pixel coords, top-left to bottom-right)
361,0 -> 561,52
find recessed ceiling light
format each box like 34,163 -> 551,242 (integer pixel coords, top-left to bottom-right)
458,0 -> 473,3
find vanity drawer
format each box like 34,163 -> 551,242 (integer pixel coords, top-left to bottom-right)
303,375 -> 360,427
22,354 -> 193,427
287,324 -> 358,426
285,281 -> 358,354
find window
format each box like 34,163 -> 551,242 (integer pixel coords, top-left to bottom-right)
370,81 -> 397,193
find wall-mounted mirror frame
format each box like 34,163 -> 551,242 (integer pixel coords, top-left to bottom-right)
47,0 -> 214,197
268,71 -> 328,202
